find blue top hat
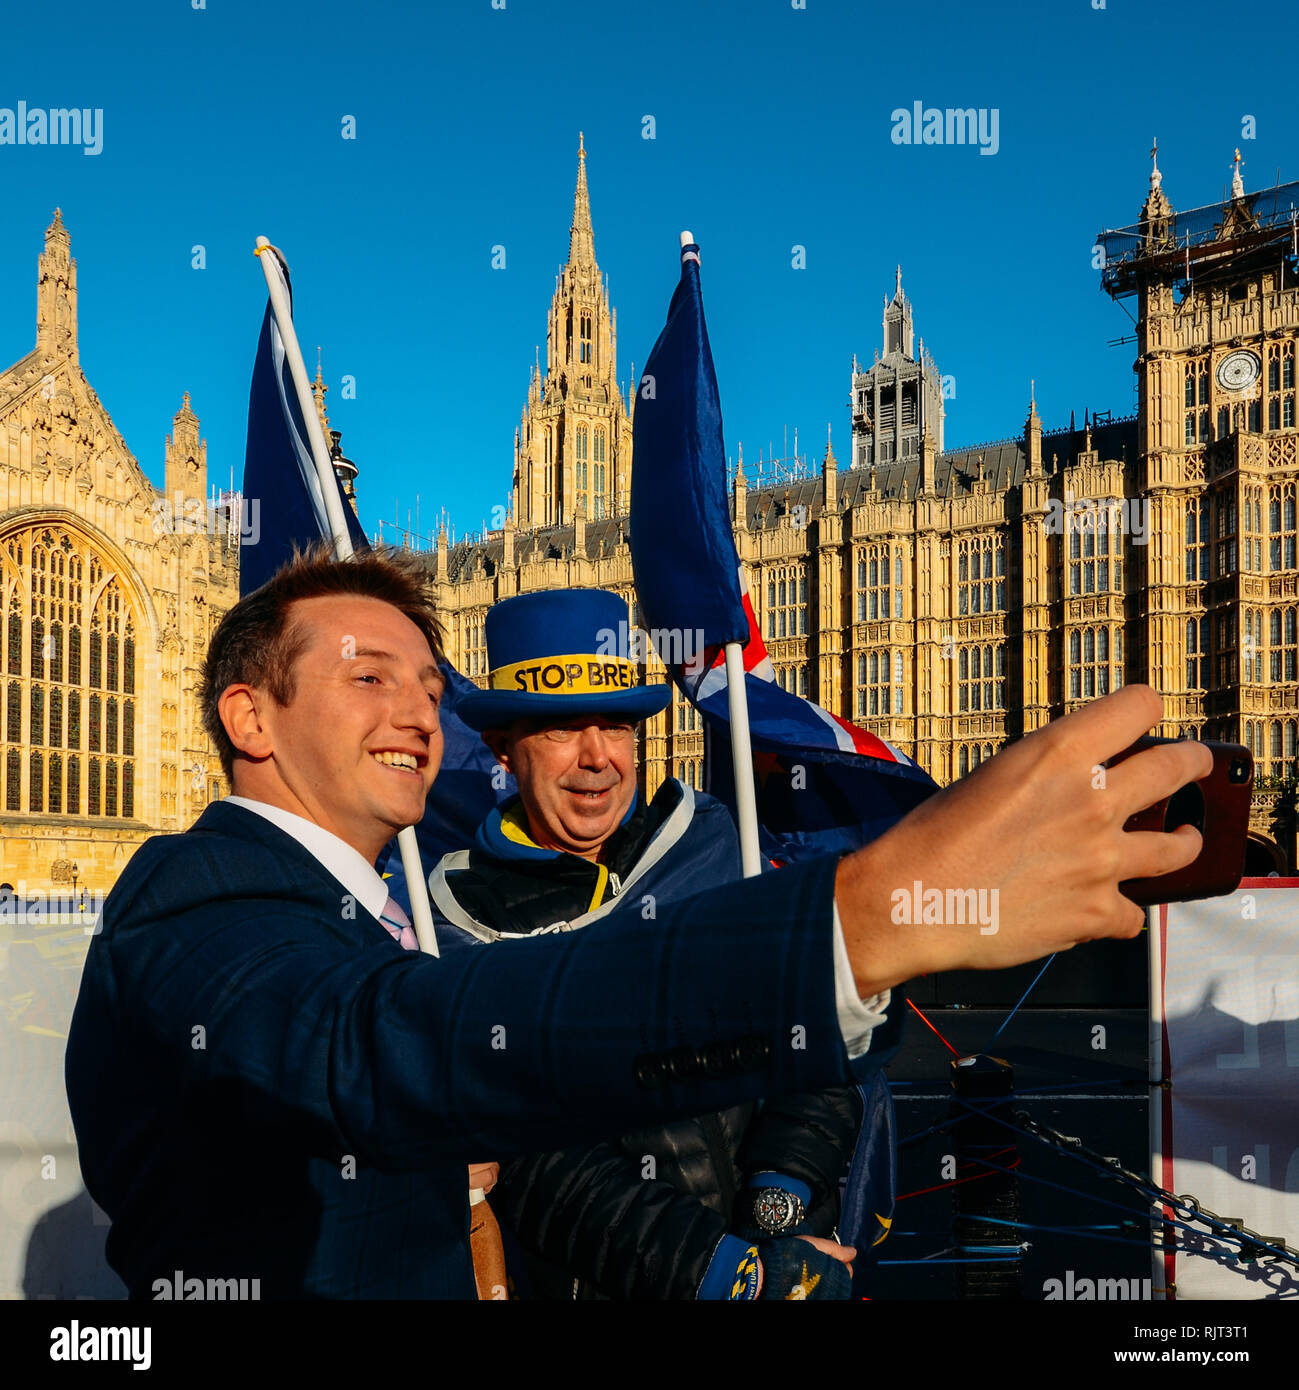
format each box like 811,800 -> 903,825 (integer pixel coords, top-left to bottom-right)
454,589 -> 672,731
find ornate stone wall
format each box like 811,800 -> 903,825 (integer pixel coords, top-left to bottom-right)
0,212 -> 238,901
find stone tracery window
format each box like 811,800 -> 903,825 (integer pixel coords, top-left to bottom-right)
1,524 -> 138,818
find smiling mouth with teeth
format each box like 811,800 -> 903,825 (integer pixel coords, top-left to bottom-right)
372,751 -> 421,772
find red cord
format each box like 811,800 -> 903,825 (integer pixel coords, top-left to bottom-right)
907,998 -> 961,1056
897,1149 -> 1022,1202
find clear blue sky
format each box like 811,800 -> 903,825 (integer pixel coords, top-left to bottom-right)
1,0 -> 1294,542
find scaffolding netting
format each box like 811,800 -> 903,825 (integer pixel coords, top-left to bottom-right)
1097,180 -> 1299,298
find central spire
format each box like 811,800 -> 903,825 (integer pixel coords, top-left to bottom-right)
514,134 -> 631,529
568,131 -> 596,269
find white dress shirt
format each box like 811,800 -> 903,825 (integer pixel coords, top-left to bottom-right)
833,904 -> 891,1059
222,795 -> 890,1059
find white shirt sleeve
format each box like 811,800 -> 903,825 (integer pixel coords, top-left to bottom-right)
832,899 -> 891,1059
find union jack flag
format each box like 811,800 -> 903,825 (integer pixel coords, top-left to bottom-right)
631,238 -> 937,863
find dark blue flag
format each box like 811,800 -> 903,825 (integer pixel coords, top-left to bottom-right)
631,238 -> 938,866
239,245 -> 368,598
237,245 -> 511,895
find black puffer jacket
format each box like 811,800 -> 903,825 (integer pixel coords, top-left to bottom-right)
432,780 -> 865,1300
494,1086 -> 863,1300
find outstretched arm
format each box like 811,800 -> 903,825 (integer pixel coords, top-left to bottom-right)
835,685 -> 1212,996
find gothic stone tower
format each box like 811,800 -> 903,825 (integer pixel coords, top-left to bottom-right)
513,135 -> 633,528
1103,145 -> 1299,867
850,267 -> 946,468
1,212 -> 239,898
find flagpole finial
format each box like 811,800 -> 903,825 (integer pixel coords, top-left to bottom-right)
680,230 -> 694,247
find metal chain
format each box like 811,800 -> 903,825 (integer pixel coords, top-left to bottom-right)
1012,1108 -> 1298,1270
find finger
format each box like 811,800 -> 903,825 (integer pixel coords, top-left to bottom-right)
1069,891 -> 1147,943
1105,739 -> 1214,821
1042,683 -> 1165,766
1116,822 -> 1204,887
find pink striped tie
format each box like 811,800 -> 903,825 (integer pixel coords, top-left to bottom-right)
379,893 -> 420,952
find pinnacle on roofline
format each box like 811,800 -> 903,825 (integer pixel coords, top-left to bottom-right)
568,131 -> 596,269
1231,146 -> 1246,200
45,207 -> 71,246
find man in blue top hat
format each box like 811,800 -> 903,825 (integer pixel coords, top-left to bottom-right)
426,588 -> 886,1299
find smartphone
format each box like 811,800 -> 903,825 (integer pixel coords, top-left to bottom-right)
1104,735 -> 1254,907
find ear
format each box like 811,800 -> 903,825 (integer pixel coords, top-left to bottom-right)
481,727 -> 513,774
218,684 -> 275,763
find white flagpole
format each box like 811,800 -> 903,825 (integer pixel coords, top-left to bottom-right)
254,237 -> 440,956
1146,902 -> 1170,1298
724,641 -> 763,878
680,229 -> 763,878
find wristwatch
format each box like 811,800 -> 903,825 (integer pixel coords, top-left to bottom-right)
749,1186 -> 807,1235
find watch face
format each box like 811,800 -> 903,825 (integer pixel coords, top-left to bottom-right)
753,1188 -> 802,1232
1217,350 -> 1261,391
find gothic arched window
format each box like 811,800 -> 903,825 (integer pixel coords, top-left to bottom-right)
5,748 -> 19,811
1,525 -> 140,820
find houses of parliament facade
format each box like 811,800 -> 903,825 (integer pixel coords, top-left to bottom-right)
431,141 -> 1298,876
2,141 -> 1297,901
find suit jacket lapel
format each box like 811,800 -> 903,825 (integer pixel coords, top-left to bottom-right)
191,801 -> 390,949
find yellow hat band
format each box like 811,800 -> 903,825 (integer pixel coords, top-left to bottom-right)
490,653 -> 640,696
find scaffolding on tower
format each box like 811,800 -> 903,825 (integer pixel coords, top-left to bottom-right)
1097,178 -> 1299,300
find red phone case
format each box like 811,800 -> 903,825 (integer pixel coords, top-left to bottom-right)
1105,735 -> 1253,906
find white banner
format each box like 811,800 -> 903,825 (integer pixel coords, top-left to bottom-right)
0,896 -> 125,1298
1150,879 -> 1299,1300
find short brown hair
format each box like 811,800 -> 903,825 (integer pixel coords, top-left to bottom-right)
201,543 -> 445,781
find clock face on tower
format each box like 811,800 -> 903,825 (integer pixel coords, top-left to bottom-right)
1217,350 -> 1262,391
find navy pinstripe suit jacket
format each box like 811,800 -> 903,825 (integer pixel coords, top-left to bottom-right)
65,801 -> 886,1299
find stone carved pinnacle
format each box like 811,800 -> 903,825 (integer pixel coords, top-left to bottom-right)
568,133 -> 596,269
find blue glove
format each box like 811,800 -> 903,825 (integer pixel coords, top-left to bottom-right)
757,1238 -> 852,1301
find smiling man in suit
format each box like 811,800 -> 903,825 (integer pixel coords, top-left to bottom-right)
65,546 -> 1212,1299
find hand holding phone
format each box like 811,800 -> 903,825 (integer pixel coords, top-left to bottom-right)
1106,735 -> 1253,906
